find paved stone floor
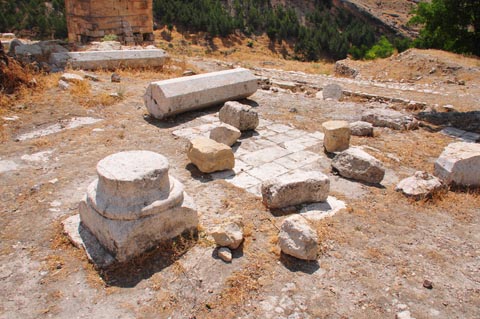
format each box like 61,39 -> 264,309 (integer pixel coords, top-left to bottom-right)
172,113 -> 348,220
173,114 -> 326,195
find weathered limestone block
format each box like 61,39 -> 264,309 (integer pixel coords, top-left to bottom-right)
79,150 -> 198,262
261,171 -> 330,209
187,137 -> 235,173
434,142 -> 480,186
350,121 -> 374,137
332,147 -> 385,184
219,101 -> 259,131
279,215 -> 318,261
211,222 -> 244,249
50,49 -> 169,70
209,123 -> 241,146
322,84 -> 343,100
144,68 -> 258,119
60,73 -> 84,83
362,109 -> 418,130
396,171 -> 444,199
322,120 -> 351,153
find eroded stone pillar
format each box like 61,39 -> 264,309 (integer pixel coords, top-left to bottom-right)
79,150 -> 198,262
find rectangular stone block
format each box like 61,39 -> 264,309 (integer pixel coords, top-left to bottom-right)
144,68 -> 258,119
50,49 -> 169,70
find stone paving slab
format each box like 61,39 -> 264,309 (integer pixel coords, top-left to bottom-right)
173,113 -> 326,197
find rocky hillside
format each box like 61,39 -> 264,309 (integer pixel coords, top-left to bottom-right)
268,0 -> 418,37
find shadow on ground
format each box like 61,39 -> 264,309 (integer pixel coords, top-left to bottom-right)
99,231 -> 198,288
280,253 -> 320,274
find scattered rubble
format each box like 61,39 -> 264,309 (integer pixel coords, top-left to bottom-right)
211,221 -> 244,250
395,171 -> 444,199
332,147 -> 385,184
187,137 -> 235,173
217,247 -> 233,262
279,215 -> 318,261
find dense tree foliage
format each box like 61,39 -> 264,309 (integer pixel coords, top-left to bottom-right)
410,0 -> 479,56
0,0 -> 67,39
153,0 -> 391,61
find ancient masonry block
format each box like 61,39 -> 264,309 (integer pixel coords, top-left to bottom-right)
322,120 -> 351,153
79,150 -> 198,262
50,49 -> 169,70
65,0 -> 154,44
144,68 -> 258,119
261,171 -> 330,209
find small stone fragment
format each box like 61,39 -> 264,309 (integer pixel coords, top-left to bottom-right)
219,101 -> 259,131
332,147 -> 385,184
58,80 -> 70,90
83,73 -> 99,81
209,123 -> 241,146
182,70 -> 196,76
187,137 -> 235,173
423,279 -> 433,289
322,84 -> 343,100
349,121 -> 373,137
217,247 -> 232,262
434,142 -> 480,187
211,222 -> 243,249
322,120 -> 350,153
261,171 -> 330,209
111,73 -> 121,83
279,215 -> 318,261
395,171 -> 444,199
396,310 -> 415,319
60,73 -> 84,83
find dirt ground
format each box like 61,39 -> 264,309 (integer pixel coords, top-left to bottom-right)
1,48 -> 479,319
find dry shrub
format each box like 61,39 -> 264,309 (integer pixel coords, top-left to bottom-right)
0,45 -> 34,96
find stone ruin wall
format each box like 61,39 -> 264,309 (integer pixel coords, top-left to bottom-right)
65,0 -> 154,44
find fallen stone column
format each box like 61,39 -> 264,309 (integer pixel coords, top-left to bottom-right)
50,49 -> 169,70
79,150 -> 198,262
144,68 -> 258,119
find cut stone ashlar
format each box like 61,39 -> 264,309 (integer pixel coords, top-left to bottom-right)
79,150 -> 198,262
434,142 -> 480,187
144,68 -> 258,119
50,49 -> 169,70
261,171 -> 330,209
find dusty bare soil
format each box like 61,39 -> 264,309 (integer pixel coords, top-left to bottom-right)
1,48 -> 479,319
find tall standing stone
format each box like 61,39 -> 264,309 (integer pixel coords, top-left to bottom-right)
79,151 -> 198,262
322,120 -> 351,153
